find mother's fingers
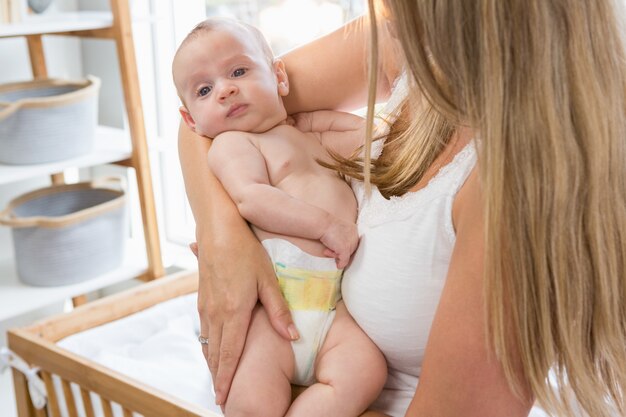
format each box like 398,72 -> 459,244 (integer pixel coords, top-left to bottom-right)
258,276 -> 298,341
206,322 -> 222,381
189,242 -> 199,257
213,314 -> 251,405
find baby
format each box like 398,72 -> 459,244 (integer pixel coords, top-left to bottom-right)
173,18 -> 386,417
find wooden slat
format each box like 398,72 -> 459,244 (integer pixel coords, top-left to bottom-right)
50,172 -> 65,185
61,379 -> 79,417
26,35 -> 47,78
42,372 -> 61,417
133,271 -> 154,282
80,388 -> 96,417
123,407 -> 133,417
109,0 -> 164,280
12,368 -> 34,417
101,398 -> 115,417
7,328 -> 215,416
13,369 -> 47,417
112,158 -> 134,168
71,295 -> 89,307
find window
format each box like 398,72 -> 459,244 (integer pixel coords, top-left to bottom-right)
206,0 -> 364,54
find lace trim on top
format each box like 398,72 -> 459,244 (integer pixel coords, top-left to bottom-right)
380,72 -> 408,121
354,141 -> 476,230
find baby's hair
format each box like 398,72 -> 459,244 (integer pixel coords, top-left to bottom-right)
179,17 -> 275,67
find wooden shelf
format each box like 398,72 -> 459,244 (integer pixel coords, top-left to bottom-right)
0,238 -> 147,322
2,3 -> 168,412
0,12 -> 113,38
0,126 -> 132,185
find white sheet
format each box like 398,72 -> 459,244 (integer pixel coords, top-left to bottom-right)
57,293 -> 222,416
57,293 -> 550,417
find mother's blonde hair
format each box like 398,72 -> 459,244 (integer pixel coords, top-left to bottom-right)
361,0 -> 626,416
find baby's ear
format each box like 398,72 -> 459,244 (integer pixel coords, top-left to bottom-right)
274,59 -> 289,96
179,106 -> 197,132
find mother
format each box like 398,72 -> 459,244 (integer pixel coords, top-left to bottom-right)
179,1 -> 626,416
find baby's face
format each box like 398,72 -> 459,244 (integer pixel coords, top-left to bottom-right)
173,27 -> 288,138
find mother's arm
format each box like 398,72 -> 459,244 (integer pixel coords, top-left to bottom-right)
179,14 -> 402,406
178,123 -> 292,405
405,170 -> 534,417
282,15 -> 400,114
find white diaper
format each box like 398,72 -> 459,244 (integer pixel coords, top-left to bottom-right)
261,238 -> 342,386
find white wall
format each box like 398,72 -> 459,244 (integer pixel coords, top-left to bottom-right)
78,0 -> 163,130
78,0 -> 124,128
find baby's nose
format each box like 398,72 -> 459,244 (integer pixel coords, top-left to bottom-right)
218,84 -> 238,100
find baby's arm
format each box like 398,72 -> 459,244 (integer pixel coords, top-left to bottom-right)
293,110 -> 365,158
208,131 -> 358,268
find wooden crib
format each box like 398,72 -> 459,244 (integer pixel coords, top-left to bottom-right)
8,270 -> 219,417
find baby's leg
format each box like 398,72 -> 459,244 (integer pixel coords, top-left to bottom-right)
286,301 -> 387,417
224,304 -> 295,417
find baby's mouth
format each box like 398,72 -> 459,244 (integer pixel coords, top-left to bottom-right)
227,104 -> 248,118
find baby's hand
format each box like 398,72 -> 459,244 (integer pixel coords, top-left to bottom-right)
290,112 -> 314,132
320,219 -> 359,269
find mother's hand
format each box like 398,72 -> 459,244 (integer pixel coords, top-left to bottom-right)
194,233 -> 297,405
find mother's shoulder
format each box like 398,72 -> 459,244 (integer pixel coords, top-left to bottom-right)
452,166 -> 482,237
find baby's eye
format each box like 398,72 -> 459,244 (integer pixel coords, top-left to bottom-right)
198,86 -> 211,97
232,68 -> 247,77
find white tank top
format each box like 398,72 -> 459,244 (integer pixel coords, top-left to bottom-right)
341,77 -> 477,417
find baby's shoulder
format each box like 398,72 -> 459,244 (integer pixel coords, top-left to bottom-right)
207,131 -> 258,165
210,130 -> 259,152
213,130 -> 251,144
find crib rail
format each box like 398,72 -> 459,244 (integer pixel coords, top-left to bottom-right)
7,271 -> 219,417
41,372 -> 60,417
24,270 -> 199,342
41,366 -> 149,417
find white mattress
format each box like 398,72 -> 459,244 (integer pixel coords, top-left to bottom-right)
57,293 -> 550,417
57,293 -> 222,417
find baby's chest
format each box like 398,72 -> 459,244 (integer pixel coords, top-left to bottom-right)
257,133 -> 326,182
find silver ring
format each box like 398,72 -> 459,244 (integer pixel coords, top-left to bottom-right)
198,335 -> 209,345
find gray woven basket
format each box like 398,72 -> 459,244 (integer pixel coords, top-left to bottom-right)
0,76 -> 100,165
0,177 -> 127,286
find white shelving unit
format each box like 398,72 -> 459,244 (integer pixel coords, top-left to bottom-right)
0,0 -> 168,399
0,12 -> 113,38
0,125 -> 142,322
0,239 -> 147,322
0,126 -> 131,185
0,4 -> 170,415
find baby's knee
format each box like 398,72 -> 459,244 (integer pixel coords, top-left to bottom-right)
332,339 -> 388,401
320,348 -> 386,398
223,400 -> 258,417
367,346 -> 388,394
350,344 -> 387,401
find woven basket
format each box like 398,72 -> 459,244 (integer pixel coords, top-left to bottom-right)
0,76 -> 100,165
0,177 -> 127,286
